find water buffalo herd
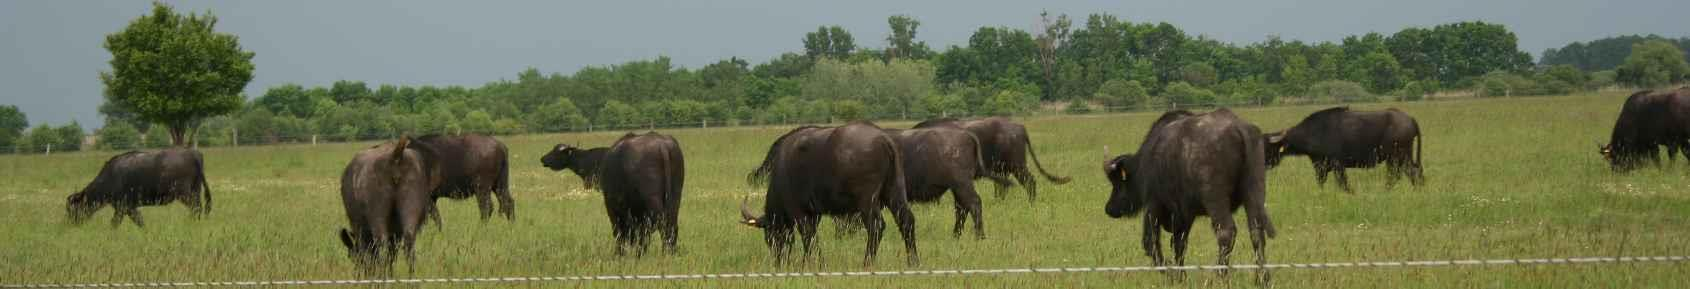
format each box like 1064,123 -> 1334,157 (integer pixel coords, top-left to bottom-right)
61,88 -> 1690,280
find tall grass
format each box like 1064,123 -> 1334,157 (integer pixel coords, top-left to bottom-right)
2,92 -> 1687,288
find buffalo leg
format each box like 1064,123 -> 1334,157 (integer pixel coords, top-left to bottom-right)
400,197 -> 427,275
1014,168 -> 1038,203
1207,208 -> 1239,278
953,183 -> 986,239
1385,161 -> 1402,189
1312,161 -> 1330,188
1335,168 -> 1353,194
125,207 -> 144,228
1169,218 -> 1193,281
1141,211 -> 1165,267
889,200 -> 920,266
859,209 -> 886,266
110,206 -> 127,228
609,210 -> 630,256
662,209 -> 679,255
798,216 -> 819,260
1251,220 -> 1272,285
991,175 -> 1013,200
475,192 -> 494,222
633,215 -> 652,258
496,179 -> 515,221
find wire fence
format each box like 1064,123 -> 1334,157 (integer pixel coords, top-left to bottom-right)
0,255 -> 1682,288
0,93 -> 1541,155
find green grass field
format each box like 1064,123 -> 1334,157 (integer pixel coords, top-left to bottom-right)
4,92 -> 1689,288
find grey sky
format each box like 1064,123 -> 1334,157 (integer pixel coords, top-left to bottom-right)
2,0 -> 1686,129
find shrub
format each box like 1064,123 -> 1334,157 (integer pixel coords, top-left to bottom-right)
98,122 -> 141,150
1162,82 -> 1217,105
1307,80 -> 1374,103
1063,101 -> 1093,114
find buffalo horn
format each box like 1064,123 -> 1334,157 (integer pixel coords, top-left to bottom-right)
739,196 -> 758,224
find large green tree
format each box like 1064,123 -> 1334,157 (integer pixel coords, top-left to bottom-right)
0,105 -> 25,148
1616,40 -> 1690,87
100,2 -> 254,146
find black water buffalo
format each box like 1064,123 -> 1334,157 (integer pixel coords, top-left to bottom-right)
413,134 -> 512,223
741,121 -> 919,266
913,117 -> 1070,202
1104,109 -> 1275,283
540,144 -> 610,189
67,148 -> 212,228
879,127 -> 1010,239
1265,107 -> 1424,193
1601,88 -> 1690,171
587,132 -> 686,256
337,137 -> 441,275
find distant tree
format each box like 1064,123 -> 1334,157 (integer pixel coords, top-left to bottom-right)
329,80 -> 372,104
527,97 -> 589,132
885,15 -> 933,61
1542,35 -> 1690,71
1280,54 -> 1313,95
599,100 -> 641,127
1347,52 -> 1406,93
752,53 -> 814,78
919,92 -> 967,117
804,26 -> 855,60
100,2 -> 254,146
0,105 -> 25,148
1034,11 -> 1071,100
22,125 -> 58,152
57,121 -> 84,152
1616,40 -> 1690,87
1589,70 -> 1618,89
1093,79 -> 1148,108
256,83 -> 315,118
1179,62 -> 1218,87
1542,64 -> 1588,89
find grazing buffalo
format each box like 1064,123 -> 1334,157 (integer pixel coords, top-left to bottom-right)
338,137 -> 441,275
741,121 -> 919,266
591,132 -> 686,256
67,148 -> 212,228
1601,88 -> 1690,171
913,117 -> 1070,202
413,134 -> 513,223
540,144 -> 610,189
1104,109 -> 1275,284
1265,107 -> 1424,193
881,127 -> 1010,239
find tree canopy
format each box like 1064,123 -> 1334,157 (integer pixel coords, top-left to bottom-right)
99,2 -> 254,146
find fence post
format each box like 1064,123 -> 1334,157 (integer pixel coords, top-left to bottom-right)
702,119 -> 707,129
312,135 -> 318,146
232,127 -> 238,147
588,123 -> 593,132
45,143 -> 51,156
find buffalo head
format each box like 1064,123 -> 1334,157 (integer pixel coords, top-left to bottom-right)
540,144 -> 581,171
65,192 -> 99,225
1263,132 -> 1288,168
1103,154 -> 1144,218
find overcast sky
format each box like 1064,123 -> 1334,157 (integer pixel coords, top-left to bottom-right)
2,0 -> 1687,129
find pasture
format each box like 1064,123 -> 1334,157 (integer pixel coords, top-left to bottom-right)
3,92 -> 1688,288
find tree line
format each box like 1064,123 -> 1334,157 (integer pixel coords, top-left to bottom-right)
4,5 -> 1688,152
